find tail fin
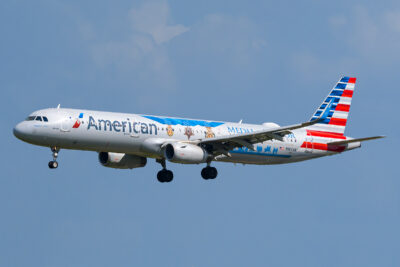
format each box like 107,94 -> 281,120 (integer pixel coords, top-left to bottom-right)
308,76 -> 356,135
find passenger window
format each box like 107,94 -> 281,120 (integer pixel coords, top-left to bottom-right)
43,117 -> 48,122
35,116 -> 42,121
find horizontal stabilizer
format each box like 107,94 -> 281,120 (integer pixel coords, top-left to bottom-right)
328,136 -> 385,146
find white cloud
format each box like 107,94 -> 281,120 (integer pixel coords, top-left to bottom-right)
87,0 -> 189,90
186,14 -> 267,67
78,21 -> 96,41
329,6 -> 400,64
291,6 -> 400,85
82,1 -> 269,103
349,7 -> 379,53
289,50 -> 359,84
290,52 -> 322,80
328,15 -> 347,27
129,2 -> 189,44
384,11 -> 400,33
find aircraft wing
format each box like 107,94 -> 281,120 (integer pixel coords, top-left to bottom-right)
191,119 -> 322,155
190,101 -> 334,156
327,136 -> 385,146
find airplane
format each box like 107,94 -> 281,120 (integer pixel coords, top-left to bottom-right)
13,76 -> 384,183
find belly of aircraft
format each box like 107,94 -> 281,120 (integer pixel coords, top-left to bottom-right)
214,151 -> 290,165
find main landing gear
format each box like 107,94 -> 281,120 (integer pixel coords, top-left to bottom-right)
201,164 -> 218,180
48,147 -> 59,169
156,159 -> 173,183
155,160 -> 218,182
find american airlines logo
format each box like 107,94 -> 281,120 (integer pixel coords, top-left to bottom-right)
87,116 -> 158,135
72,113 -> 84,129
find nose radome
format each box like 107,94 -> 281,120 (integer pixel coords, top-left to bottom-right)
13,122 -> 29,140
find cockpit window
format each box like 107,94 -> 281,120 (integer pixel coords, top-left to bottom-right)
25,116 -> 36,121
25,115 -> 49,122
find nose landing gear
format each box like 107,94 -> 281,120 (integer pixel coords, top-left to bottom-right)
48,147 -> 59,169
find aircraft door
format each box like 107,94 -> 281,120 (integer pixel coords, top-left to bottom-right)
60,117 -> 73,132
305,133 -> 313,153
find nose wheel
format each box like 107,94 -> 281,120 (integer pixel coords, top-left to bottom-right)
201,166 -> 218,180
156,159 -> 174,183
48,161 -> 58,169
48,147 -> 59,169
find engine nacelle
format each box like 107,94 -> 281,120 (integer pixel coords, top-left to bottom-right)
98,152 -> 147,169
164,143 -> 208,164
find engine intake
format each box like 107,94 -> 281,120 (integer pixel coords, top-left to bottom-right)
164,143 -> 208,164
98,152 -> 147,169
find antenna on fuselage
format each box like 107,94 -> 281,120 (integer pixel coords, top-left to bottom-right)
238,119 -> 243,124
57,104 -> 60,109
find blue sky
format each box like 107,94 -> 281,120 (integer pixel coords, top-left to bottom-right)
1,0 -> 399,266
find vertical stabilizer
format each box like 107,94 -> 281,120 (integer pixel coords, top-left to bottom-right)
308,76 -> 356,135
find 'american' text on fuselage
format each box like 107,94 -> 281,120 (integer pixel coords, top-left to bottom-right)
87,116 -> 158,135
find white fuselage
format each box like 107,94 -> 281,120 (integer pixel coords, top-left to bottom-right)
13,108 -> 358,165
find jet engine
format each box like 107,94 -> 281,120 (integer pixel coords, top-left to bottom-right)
164,143 -> 208,164
98,152 -> 147,169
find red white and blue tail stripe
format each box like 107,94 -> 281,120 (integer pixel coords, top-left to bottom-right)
308,76 -> 356,135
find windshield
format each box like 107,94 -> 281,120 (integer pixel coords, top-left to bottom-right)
25,116 -> 49,122
25,116 -> 36,121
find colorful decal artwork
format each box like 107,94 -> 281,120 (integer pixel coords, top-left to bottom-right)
167,125 -> 174,136
184,126 -> 194,140
205,127 -> 215,138
142,115 -> 224,127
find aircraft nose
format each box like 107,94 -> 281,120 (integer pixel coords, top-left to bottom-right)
13,122 -> 30,140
